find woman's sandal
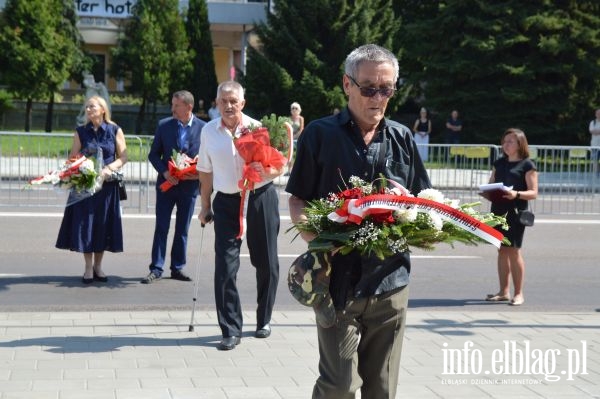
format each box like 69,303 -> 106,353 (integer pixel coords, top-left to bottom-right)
485,293 -> 510,302
509,295 -> 525,306
93,268 -> 108,283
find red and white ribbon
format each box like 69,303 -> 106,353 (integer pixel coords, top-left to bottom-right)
328,194 -> 504,248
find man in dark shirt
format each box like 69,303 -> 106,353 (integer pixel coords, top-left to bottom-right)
286,44 -> 431,398
445,109 -> 463,144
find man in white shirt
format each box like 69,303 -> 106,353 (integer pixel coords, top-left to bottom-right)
197,81 -> 284,350
208,100 -> 220,120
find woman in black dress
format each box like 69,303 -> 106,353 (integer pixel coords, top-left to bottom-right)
56,96 -> 128,284
485,128 -> 537,306
412,107 -> 432,162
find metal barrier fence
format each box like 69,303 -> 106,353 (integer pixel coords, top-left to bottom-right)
420,143 -> 600,215
0,132 -> 152,212
1,132 -> 599,215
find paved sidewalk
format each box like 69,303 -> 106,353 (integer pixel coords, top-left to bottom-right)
0,309 -> 598,399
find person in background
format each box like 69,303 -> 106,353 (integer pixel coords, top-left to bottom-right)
196,99 -> 209,121
485,128 -> 538,306
56,95 -> 128,284
286,44 -> 431,398
290,102 -> 305,140
589,108 -> 600,174
143,90 -> 206,284
208,99 -> 220,120
286,102 -> 305,175
197,81 -> 284,350
444,109 -> 462,144
412,107 -> 431,162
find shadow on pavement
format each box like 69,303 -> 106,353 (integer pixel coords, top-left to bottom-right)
0,333 -> 224,353
409,298 -> 514,308
0,275 -> 141,290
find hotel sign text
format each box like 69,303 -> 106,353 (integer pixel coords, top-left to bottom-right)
75,0 -> 134,18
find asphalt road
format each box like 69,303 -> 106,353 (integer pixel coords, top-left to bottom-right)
1,211 -> 599,313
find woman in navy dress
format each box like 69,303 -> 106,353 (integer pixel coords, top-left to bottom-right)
56,95 -> 128,284
485,128 -> 537,306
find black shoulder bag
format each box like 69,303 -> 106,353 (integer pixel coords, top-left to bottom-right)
516,208 -> 534,226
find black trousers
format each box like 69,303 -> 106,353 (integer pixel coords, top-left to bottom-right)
212,183 -> 280,337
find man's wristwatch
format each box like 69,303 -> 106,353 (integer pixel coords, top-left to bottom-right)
516,191 -> 521,199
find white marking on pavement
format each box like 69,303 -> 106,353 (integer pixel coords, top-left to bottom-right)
240,254 -> 481,259
409,255 -> 481,259
0,212 -> 292,220
0,212 -> 597,223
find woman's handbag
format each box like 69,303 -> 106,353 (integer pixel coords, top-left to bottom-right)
517,209 -> 534,226
109,170 -> 127,201
118,177 -> 127,201
112,135 -> 127,201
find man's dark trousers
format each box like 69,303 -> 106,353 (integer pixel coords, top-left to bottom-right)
150,181 -> 197,274
212,183 -> 280,337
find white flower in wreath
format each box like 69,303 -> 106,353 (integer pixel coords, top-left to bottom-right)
428,212 -> 444,230
394,207 -> 418,223
417,188 -> 445,203
444,199 -> 460,209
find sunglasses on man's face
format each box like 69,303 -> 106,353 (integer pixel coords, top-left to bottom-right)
346,75 -> 395,98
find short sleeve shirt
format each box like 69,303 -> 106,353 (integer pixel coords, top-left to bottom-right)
197,113 -> 272,194
286,108 -> 431,201
491,157 -> 536,214
285,108 -> 432,304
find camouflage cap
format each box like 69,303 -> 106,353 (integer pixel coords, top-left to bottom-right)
288,251 -> 336,328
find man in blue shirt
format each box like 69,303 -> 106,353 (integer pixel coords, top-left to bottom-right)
143,90 -> 206,283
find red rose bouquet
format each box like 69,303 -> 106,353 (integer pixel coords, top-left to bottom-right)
233,125 -> 288,238
160,150 -> 198,192
235,126 -> 287,190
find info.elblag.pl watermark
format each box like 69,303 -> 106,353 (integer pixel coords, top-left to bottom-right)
441,340 -> 588,385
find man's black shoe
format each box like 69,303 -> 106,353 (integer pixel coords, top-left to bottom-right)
217,336 -> 241,351
141,272 -> 161,284
171,270 -> 192,281
255,324 -> 271,339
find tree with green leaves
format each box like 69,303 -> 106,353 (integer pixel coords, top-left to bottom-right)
185,0 -> 218,116
110,0 -> 192,134
400,0 -> 600,145
0,89 -> 14,122
0,0 -> 89,131
243,0 -> 402,122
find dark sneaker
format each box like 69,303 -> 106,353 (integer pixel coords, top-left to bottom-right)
171,270 -> 192,281
141,272 -> 161,284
